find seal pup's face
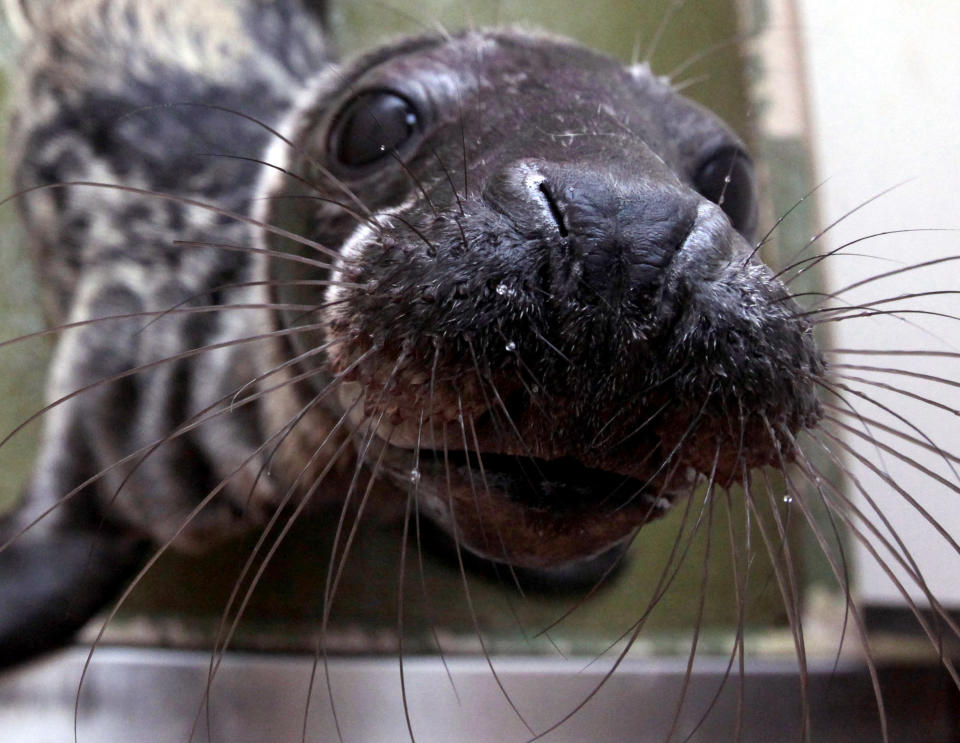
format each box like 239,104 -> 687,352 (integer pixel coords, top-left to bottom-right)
259,31 -> 825,570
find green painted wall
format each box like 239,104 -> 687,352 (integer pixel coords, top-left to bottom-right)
0,21 -> 48,516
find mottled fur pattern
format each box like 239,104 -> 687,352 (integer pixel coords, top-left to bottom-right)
8,0 -> 327,548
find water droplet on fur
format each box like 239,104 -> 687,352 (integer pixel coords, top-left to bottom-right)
495,282 -> 516,297
783,494 -> 794,504
505,340 -> 517,352
409,468 -> 421,484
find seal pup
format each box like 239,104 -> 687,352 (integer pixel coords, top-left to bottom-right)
0,0 -> 956,740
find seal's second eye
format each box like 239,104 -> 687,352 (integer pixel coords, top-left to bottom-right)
329,91 -> 419,169
694,147 -> 757,239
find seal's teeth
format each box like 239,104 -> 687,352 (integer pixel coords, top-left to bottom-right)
408,372 -> 428,385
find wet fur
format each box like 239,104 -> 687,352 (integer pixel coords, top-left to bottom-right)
0,0 -> 958,741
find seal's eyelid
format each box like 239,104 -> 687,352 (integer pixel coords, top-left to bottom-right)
693,146 -> 758,239
327,90 -> 422,170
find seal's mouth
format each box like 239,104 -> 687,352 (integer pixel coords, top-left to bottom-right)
424,450 -> 664,514
361,416 -> 691,569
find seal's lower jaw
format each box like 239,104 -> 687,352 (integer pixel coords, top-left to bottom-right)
419,453 -> 687,569
367,431 -> 690,570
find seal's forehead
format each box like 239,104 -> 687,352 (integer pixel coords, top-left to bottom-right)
330,30 -> 737,151
340,30 -> 636,101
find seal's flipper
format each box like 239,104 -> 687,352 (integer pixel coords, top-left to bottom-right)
0,516 -> 147,669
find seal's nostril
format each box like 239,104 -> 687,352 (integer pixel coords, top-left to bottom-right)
538,181 -> 569,237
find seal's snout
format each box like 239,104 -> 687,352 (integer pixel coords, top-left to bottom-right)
485,160 -> 699,304
270,33 -> 828,568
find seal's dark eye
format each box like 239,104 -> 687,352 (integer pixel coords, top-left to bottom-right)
694,147 -> 757,238
329,91 -> 420,169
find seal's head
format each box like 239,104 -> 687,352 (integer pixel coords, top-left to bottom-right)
259,30 -> 825,570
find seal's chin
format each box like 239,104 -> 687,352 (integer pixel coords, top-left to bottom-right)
366,430 -> 691,570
